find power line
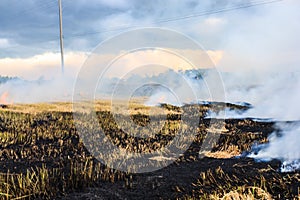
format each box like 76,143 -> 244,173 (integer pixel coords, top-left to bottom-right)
1,0 -> 283,52
66,0 -> 283,39
157,0 -> 283,23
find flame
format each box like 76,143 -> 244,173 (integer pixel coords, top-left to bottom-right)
157,95 -> 166,103
0,92 -> 13,105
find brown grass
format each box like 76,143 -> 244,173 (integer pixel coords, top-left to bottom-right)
0,101 -> 298,199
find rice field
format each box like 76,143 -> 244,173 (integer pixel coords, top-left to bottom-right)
0,101 -> 299,199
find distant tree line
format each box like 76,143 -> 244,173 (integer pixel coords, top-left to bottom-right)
0,76 -> 19,85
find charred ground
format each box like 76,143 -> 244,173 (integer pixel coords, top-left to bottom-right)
0,102 -> 299,199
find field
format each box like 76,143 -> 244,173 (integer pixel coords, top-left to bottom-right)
0,101 -> 299,199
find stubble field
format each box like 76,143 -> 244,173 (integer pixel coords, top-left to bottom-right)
0,101 -> 299,199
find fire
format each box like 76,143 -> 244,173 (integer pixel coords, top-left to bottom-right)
0,92 -> 13,105
157,95 -> 166,103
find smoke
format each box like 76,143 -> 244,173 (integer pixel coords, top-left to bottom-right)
222,71 -> 300,121
143,67 -> 300,172
0,74 -> 75,104
248,123 -> 300,172
218,71 -> 300,172
1,59 -> 299,173
145,89 -> 182,107
218,73 -> 299,172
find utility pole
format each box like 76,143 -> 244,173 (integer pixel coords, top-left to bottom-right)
58,0 -> 64,74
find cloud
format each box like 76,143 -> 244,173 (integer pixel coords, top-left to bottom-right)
96,0 -> 130,9
0,0 -> 249,58
0,38 -> 13,48
0,52 -> 87,80
203,17 -> 227,28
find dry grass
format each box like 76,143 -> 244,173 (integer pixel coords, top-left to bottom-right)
183,186 -> 272,200
1,102 -> 73,114
0,100 -> 185,199
2,99 -> 180,116
217,186 -> 272,200
0,101 -> 298,199
204,145 -> 241,159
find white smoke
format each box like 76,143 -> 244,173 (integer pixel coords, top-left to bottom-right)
226,72 -> 300,172
220,71 -> 300,172
1,63 -> 299,173
248,123 -> 300,172
0,74 -> 75,104
144,68 -> 300,172
223,71 -> 300,121
145,90 -> 182,107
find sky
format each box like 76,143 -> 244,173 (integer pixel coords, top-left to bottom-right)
0,0 -> 299,80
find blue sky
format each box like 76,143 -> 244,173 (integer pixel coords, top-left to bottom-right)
0,0 -> 299,79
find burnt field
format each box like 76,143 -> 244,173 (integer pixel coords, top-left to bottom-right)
0,102 -> 299,199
